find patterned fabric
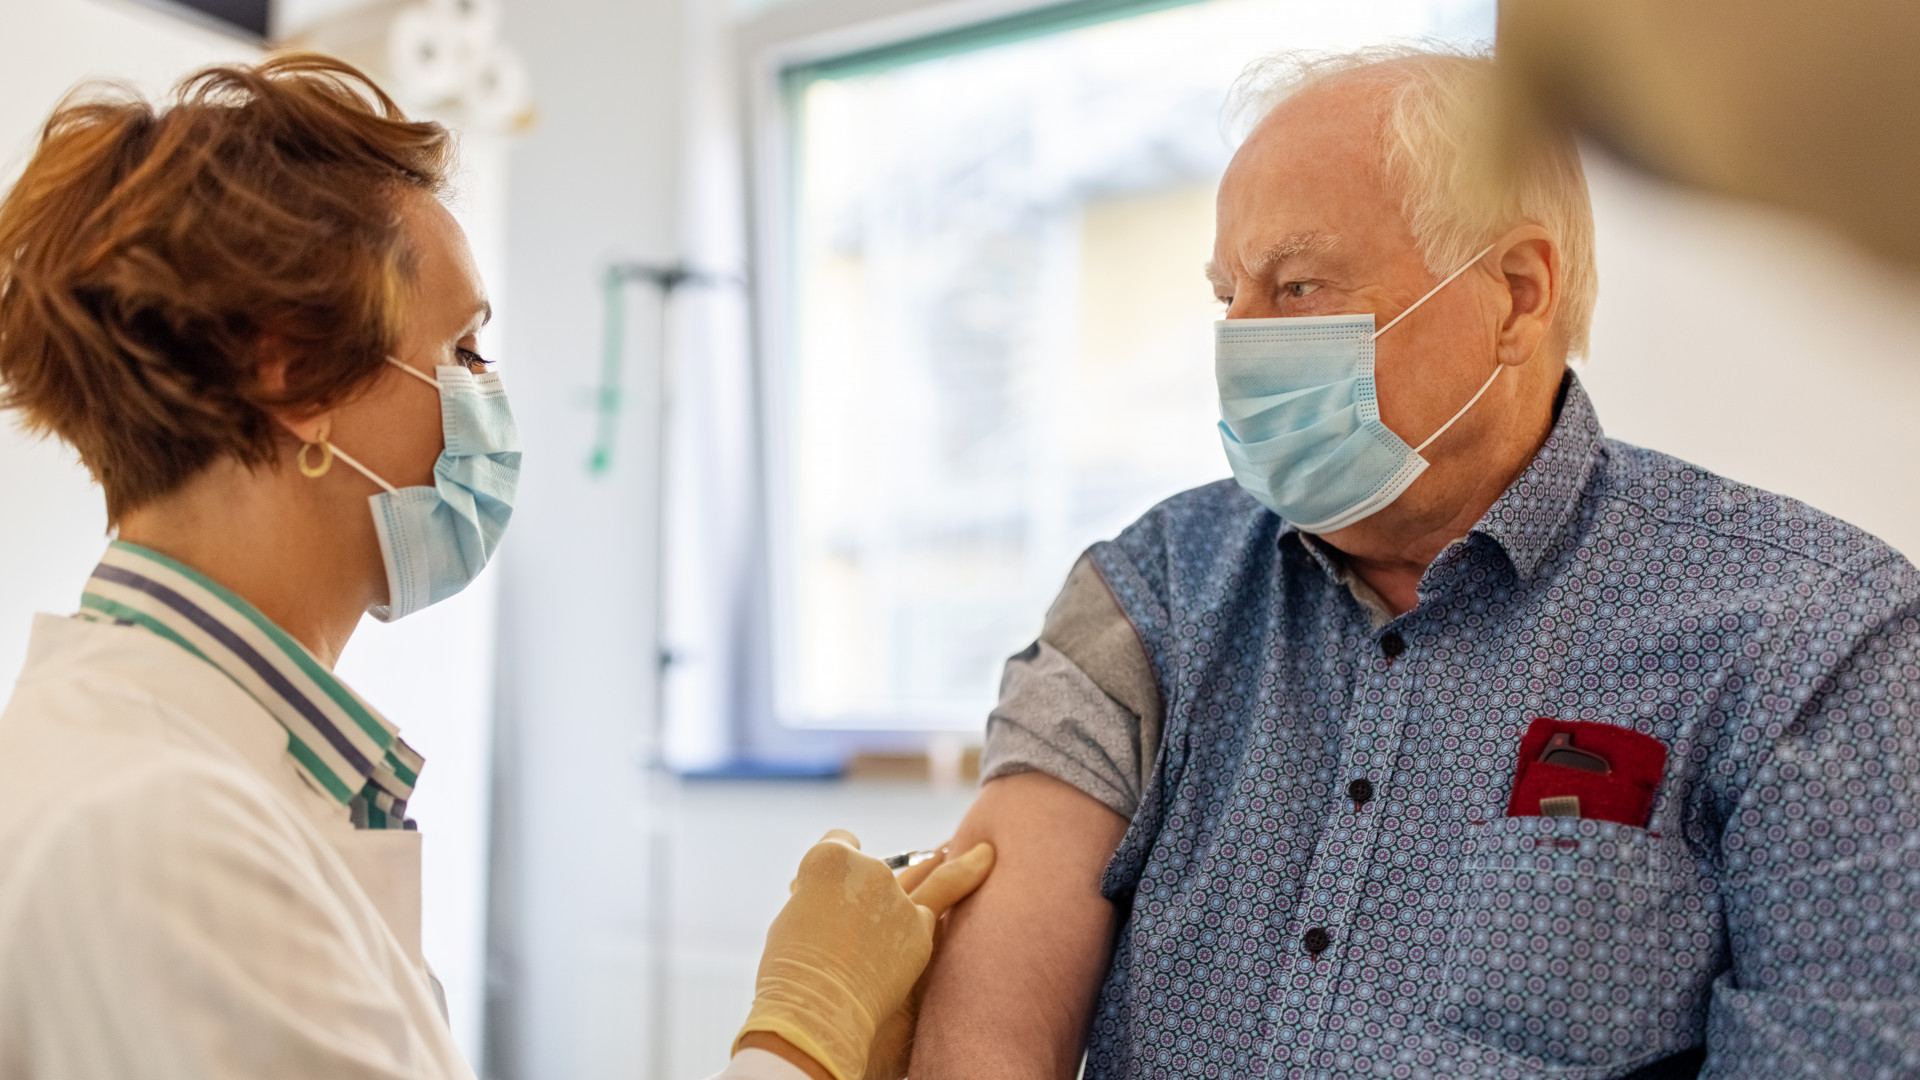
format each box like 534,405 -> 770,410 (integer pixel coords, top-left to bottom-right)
77,542 -> 423,829
1082,376 -> 1920,1079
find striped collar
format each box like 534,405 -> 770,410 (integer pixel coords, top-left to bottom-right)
76,541 -> 423,830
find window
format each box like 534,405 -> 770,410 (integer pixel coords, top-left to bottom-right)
766,0 -> 1494,731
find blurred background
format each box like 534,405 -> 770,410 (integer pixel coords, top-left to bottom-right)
2,0 -> 1917,1077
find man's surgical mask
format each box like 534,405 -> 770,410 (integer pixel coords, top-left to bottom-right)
328,358 -> 521,621
1215,243 -> 1498,533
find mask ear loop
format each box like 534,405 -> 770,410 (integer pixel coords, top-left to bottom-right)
1370,243 -> 1498,341
1412,365 -> 1503,455
292,430 -> 396,493
289,358 -> 435,494
386,355 -> 443,390
1367,242 -> 1503,457
328,444 -> 400,494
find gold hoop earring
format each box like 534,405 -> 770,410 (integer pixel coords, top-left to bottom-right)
297,439 -> 333,478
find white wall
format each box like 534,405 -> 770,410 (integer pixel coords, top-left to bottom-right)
1579,149 -> 1920,559
487,0 -> 689,1075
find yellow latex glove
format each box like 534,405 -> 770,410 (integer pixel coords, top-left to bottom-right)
734,831 -> 995,1080
855,847 -> 980,1080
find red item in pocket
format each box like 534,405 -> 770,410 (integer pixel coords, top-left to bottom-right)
1506,718 -> 1667,828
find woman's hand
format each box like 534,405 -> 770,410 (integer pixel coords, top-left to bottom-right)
734,831 -> 995,1080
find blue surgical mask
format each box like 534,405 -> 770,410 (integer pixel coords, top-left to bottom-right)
330,358 -> 522,622
1215,244 -> 1498,533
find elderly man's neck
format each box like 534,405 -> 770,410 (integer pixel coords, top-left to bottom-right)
1334,499 -> 1516,616
1318,369 -> 1563,617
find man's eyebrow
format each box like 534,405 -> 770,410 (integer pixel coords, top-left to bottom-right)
1204,260 -> 1232,291
1245,232 -> 1339,279
476,300 -> 493,328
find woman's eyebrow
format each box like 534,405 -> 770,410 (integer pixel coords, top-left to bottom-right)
460,300 -> 493,336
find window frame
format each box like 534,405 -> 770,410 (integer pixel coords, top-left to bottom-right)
732,0 -> 1214,750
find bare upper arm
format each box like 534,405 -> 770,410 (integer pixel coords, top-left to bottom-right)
910,770 -> 1130,1080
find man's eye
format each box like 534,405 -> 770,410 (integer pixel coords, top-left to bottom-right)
456,347 -> 492,372
1286,281 -> 1320,298
1216,295 -> 1234,308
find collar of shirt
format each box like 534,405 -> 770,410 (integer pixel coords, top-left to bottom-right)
1286,372 -> 1604,596
74,541 -> 423,830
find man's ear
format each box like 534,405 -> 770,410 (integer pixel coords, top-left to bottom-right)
1493,227 -> 1559,369
252,333 -> 332,445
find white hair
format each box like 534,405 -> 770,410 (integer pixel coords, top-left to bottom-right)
1229,44 -> 1598,359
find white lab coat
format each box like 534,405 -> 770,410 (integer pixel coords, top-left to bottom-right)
0,614 -> 803,1080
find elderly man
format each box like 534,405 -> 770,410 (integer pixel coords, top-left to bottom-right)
907,46 -> 1920,1080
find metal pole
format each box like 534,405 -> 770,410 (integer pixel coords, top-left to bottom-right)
591,262 -> 740,1080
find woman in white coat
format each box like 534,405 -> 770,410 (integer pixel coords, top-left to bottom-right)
0,55 -> 990,1080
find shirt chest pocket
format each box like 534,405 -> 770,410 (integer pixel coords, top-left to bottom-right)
1430,816 -> 1722,1073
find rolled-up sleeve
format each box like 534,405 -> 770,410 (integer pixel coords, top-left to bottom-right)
980,640 -> 1147,818
979,553 -> 1164,820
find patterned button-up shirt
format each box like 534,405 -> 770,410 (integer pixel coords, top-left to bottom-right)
992,377 -> 1920,1079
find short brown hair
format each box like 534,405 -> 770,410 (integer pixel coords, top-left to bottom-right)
0,53 -> 452,522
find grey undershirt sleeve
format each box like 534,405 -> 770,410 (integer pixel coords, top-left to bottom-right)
979,553 -> 1165,819
979,541 -> 1393,819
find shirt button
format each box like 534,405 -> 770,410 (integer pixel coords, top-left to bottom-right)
1380,631 -> 1406,660
1348,778 -> 1373,806
1303,927 -> 1331,956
